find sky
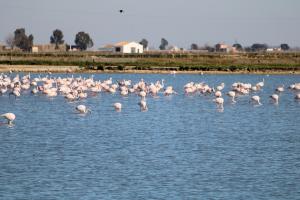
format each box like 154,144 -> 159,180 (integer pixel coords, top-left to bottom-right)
0,0 -> 299,49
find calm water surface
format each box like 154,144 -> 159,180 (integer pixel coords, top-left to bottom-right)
0,73 -> 300,199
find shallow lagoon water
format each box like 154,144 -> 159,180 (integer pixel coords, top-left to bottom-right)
0,73 -> 300,199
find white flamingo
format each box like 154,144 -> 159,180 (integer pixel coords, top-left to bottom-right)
31,87 -> 38,94
227,91 -> 236,103
270,94 -> 279,104
114,102 -> 122,111
214,97 -> 224,109
0,87 -> 7,94
257,78 -> 264,88
216,83 -> 225,91
251,95 -> 262,105
76,105 -> 91,114
138,99 -> 148,111
1,113 -> 16,125
276,85 -> 284,93
139,91 -> 147,99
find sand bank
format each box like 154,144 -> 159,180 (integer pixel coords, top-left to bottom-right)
0,64 -> 299,75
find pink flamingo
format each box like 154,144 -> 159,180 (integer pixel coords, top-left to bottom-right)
251,95 -> 262,105
1,113 -> 16,125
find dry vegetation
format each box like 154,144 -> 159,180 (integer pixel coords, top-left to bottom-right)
0,51 -> 300,73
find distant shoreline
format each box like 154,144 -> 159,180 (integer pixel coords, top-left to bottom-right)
1,64 -> 299,75
0,52 -> 300,74
0,51 -> 300,74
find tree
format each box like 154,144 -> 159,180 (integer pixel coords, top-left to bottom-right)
50,29 -> 64,49
233,43 -> 243,51
139,39 -> 148,49
5,33 -> 15,49
74,31 -> 93,50
159,38 -> 168,50
191,43 -> 198,50
203,45 -> 215,52
280,44 -> 290,51
251,43 -> 268,52
215,44 -> 223,52
13,28 -> 34,51
244,47 -> 252,52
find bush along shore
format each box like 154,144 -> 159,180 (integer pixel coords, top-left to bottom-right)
0,52 -> 300,73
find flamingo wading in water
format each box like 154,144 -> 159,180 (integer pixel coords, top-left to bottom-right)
1,113 -> 16,125
251,95 -> 262,105
76,105 -> 91,114
270,94 -> 279,104
114,102 -> 122,111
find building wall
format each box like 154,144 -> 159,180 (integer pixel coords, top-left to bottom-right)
31,46 -> 39,53
32,44 -> 67,52
121,42 -> 143,53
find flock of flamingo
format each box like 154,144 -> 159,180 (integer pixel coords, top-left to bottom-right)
0,73 -> 300,125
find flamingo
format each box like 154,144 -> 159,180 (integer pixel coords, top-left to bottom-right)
215,91 -> 222,97
0,87 -> 7,94
251,95 -> 262,105
251,85 -> 259,91
164,86 -> 176,96
128,88 -> 135,93
120,89 -> 128,96
257,78 -> 264,88
1,113 -> 16,125
270,94 -> 279,104
48,90 -> 58,97
139,91 -> 147,99
9,89 -> 21,98
65,93 -> 77,101
227,91 -> 236,102
76,105 -> 91,114
276,85 -> 284,93
114,103 -> 122,111
294,84 -> 300,90
31,88 -> 38,94
138,99 -> 148,111
216,83 -> 225,91
214,97 -> 224,109
78,92 -> 88,99
295,94 -> 300,100
108,87 -> 116,93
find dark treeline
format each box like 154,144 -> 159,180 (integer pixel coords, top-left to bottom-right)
5,28 -> 94,52
191,43 -> 290,52
2,28 -> 293,53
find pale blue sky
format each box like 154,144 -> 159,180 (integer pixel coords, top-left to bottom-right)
0,0 -> 299,49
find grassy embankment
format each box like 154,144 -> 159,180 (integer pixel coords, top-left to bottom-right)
0,51 -> 300,73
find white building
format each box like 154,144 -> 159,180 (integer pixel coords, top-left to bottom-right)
100,41 -> 144,53
167,45 -> 181,51
215,43 -> 237,53
31,46 -> 39,53
267,48 -> 282,52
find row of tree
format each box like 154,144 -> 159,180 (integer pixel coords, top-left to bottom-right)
190,43 -> 290,52
5,28 -> 291,52
6,28 -> 93,51
5,28 -> 168,52
140,38 -> 169,50
6,28 -> 34,51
